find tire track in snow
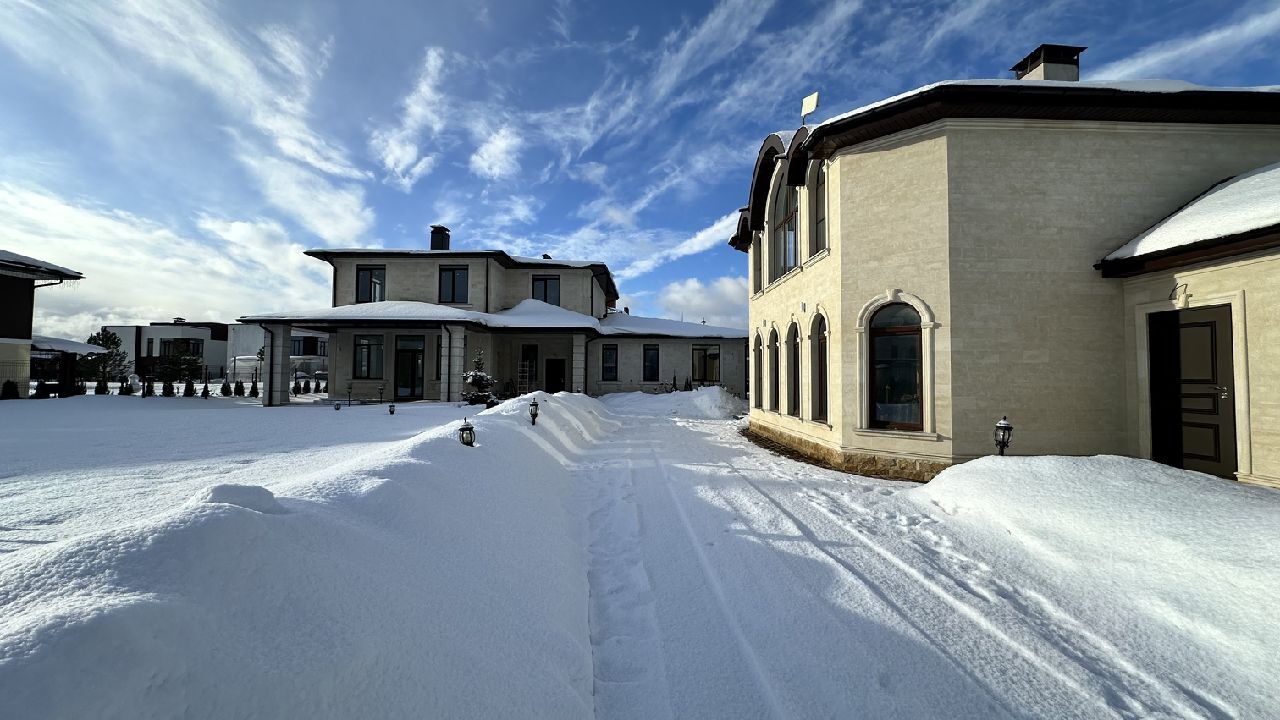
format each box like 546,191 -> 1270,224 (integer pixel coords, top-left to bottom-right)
789,479 -> 1216,720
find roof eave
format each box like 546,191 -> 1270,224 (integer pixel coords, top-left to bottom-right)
1097,224 -> 1280,278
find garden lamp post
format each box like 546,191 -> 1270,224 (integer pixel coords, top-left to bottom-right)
388,403 -> 396,415
458,418 -> 475,447
378,384 -> 385,404
994,416 -> 1013,456
346,381 -> 353,407
529,399 -> 540,426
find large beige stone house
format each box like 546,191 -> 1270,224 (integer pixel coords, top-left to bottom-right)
241,226 -> 746,405
730,45 -> 1280,487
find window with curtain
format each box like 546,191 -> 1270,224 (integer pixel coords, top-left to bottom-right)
786,324 -> 800,417
768,329 -> 780,411
356,265 -> 385,303
769,179 -> 798,282
439,266 -> 469,304
810,162 -> 827,255
353,334 -> 384,379
811,315 -> 828,423
869,303 -> 923,430
601,344 -> 618,382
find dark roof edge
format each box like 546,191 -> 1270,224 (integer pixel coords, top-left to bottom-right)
0,259 -> 84,281
1097,223 -> 1280,277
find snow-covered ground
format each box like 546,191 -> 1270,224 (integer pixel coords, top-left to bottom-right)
1,389 -> 1275,718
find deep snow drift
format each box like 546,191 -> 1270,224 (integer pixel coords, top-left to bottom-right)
1,391 -> 1276,718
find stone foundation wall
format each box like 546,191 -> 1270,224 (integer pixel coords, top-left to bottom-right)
746,420 -> 950,482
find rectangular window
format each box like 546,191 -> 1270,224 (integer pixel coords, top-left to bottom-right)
356,265 -> 386,303
812,163 -> 827,254
601,344 -> 618,382
159,339 -> 203,357
146,338 -> 154,356
520,343 -> 539,381
353,334 -> 384,379
692,344 -> 720,383
532,275 -> 561,306
433,335 -> 441,381
439,266 -> 469,304
291,338 -> 304,356
318,339 -> 327,357
642,344 -> 660,382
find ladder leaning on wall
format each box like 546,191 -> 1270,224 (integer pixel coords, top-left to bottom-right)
516,361 -> 532,396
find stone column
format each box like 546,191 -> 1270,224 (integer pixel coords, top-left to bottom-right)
262,323 -> 292,407
571,333 -> 586,393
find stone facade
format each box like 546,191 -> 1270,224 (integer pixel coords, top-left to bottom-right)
742,115 -> 1280,481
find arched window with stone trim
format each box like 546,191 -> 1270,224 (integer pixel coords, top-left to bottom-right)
808,161 -> 827,256
786,323 -> 801,416
810,314 -> 828,423
768,328 -> 780,411
752,334 -> 763,409
868,303 -> 923,430
752,232 -> 762,293
769,178 -> 798,282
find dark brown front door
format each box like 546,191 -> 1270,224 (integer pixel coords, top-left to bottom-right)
545,359 -> 566,393
1149,305 -> 1237,478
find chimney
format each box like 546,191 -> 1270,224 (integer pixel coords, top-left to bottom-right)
429,225 -> 451,251
1010,44 -> 1086,81
173,317 -> 186,323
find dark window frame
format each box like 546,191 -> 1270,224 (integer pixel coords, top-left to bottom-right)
868,303 -> 923,431
642,344 -> 660,383
768,330 -> 780,410
439,266 -> 469,304
356,265 -> 386,304
532,275 -> 561,306
786,325 -> 800,417
811,315 -> 828,423
691,344 -> 720,383
601,343 -> 618,382
520,343 -> 540,381
353,334 -> 384,379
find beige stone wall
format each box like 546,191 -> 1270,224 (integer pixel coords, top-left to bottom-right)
1120,249 -> 1280,487
586,337 -> 747,397
0,342 -> 30,398
946,119 -> 1280,459
495,267 -> 603,315
747,128 -> 954,468
328,327 -> 448,402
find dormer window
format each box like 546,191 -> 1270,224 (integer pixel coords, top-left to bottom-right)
356,265 -> 385,303
532,275 -> 560,306
770,178 -> 798,282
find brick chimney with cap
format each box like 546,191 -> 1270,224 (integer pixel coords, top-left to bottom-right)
1011,44 -> 1086,81
429,225 -> 450,250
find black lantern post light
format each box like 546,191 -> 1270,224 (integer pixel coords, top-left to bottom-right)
388,402 -> 396,415
378,384 -> 385,404
346,381 -> 353,407
994,416 -> 1013,456
334,402 -> 341,411
529,399 -> 540,426
458,418 -> 476,447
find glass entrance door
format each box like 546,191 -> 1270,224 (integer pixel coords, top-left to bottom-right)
395,336 -> 425,400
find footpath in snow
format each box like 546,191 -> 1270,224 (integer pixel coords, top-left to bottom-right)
2,389 -> 1277,718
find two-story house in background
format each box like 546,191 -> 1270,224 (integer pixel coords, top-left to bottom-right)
730,44 -> 1280,487
240,225 -> 746,405
0,250 -> 85,398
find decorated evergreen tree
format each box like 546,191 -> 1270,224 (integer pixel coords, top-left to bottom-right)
183,379 -> 196,397
461,350 -> 497,405
221,379 -> 232,396
234,380 -> 245,396
249,380 -> 259,398
302,379 -> 311,394
162,380 -> 176,397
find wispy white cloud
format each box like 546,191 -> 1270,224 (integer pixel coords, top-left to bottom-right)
0,182 -> 329,339
370,47 -> 448,192
550,0 -> 574,41
1090,5 -> 1280,81
470,126 -> 524,180
615,211 -> 739,281
237,149 -> 375,245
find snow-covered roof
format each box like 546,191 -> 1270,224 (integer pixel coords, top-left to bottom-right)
240,300 -> 746,339
304,248 -> 600,269
31,335 -> 105,354
1105,161 -> 1280,260
0,250 -> 83,280
812,79 -> 1280,133
600,312 -> 747,339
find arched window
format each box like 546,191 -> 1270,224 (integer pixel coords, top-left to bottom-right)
751,232 -> 762,294
809,161 -> 827,256
769,178 -> 798,282
768,328 -> 780,411
752,334 -> 763,409
786,323 -> 801,416
869,303 -> 922,430
810,314 -> 828,423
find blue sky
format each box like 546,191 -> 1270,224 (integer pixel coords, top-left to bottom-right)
2,0 -> 1279,338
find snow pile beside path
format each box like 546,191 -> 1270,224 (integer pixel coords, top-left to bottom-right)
907,455 -> 1280,714
600,386 -> 746,419
0,392 -> 613,719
